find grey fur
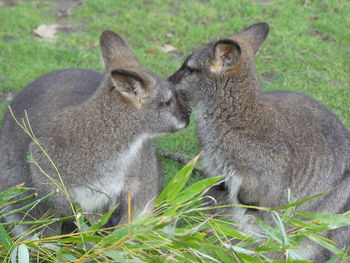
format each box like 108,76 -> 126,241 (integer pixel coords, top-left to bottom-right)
0,31 -> 191,236
170,23 -> 349,261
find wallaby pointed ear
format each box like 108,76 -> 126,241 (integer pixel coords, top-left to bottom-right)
210,39 -> 241,75
110,69 -> 150,109
234,22 -> 269,55
100,31 -> 139,71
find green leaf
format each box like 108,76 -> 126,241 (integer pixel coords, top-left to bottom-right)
294,211 -> 350,229
230,245 -> 256,255
103,251 -> 127,262
211,220 -> 253,241
57,251 -> 78,262
272,191 -> 329,210
234,253 -> 264,263
155,155 -> 199,206
213,249 -> 235,263
283,215 -> 326,230
0,223 -> 12,251
89,206 -> 117,231
174,239 -> 218,250
171,176 -> 224,204
308,235 -> 349,259
272,212 -> 288,245
254,217 -> 283,244
102,224 -> 143,245
0,187 -> 32,204
326,255 -> 343,263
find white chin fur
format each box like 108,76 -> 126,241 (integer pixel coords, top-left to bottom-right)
176,121 -> 187,130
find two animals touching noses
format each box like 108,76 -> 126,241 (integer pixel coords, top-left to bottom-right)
0,23 -> 349,261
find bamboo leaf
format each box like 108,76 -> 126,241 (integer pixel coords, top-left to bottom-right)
294,211 -> 350,229
0,223 -> 12,251
211,220 -> 253,241
155,155 -> 199,206
170,176 -> 224,204
272,212 -> 288,245
272,191 -> 329,210
233,253 -> 263,263
254,217 -> 283,244
308,235 -> 349,259
283,215 -> 326,230
103,251 -> 128,262
89,206 -> 117,231
0,187 -> 32,203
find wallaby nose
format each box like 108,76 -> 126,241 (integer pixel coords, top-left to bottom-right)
186,107 -> 192,117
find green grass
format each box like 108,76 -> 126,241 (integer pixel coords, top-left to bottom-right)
1,160 -> 350,262
0,0 -> 349,179
1,2 -> 350,260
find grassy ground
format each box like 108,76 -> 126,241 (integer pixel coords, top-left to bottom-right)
0,0 -> 349,183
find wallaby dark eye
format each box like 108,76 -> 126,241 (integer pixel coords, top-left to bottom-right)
165,98 -> 172,106
186,66 -> 194,74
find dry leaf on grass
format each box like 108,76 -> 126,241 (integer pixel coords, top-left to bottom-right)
160,44 -> 178,53
33,24 -> 60,41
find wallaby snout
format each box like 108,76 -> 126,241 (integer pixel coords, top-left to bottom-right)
174,89 -> 192,129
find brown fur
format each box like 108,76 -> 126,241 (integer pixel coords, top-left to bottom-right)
0,31 -> 191,237
170,23 -> 350,261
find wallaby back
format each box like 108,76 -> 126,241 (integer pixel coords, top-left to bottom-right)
0,31 -> 191,236
169,23 -> 349,261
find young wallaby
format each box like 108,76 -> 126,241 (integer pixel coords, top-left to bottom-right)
0,31 -> 191,236
169,23 -> 350,260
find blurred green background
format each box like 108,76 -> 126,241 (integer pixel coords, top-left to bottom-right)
0,0 -> 349,182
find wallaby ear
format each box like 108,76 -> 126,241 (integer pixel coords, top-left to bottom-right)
110,69 -> 149,109
210,39 -> 241,75
234,22 -> 269,55
100,31 -> 139,71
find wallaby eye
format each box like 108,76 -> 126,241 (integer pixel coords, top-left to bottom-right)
159,97 -> 173,108
165,97 -> 172,106
186,66 -> 194,74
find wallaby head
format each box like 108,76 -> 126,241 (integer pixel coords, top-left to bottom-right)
169,23 -> 269,107
99,31 -> 191,136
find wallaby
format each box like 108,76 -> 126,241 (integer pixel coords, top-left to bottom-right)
0,31 -> 191,236
169,23 -> 350,261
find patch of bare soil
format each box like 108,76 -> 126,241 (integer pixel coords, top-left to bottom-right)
48,0 -> 82,17
0,0 -> 16,7
48,0 -> 85,34
31,0 -> 87,41
308,27 -> 337,42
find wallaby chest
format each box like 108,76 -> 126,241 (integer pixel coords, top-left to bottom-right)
70,136 -> 148,212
